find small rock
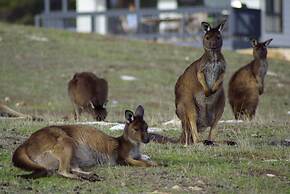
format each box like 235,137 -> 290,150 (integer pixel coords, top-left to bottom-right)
4,96 -> 10,103
110,124 -> 125,131
196,180 -> 205,185
120,75 -> 137,81
112,100 -> 118,105
266,173 -> 276,177
189,186 -> 203,191
264,159 -> 278,162
73,186 -> 80,192
267,71 -> 278,77
185,56 -> 190,61
15,101 -> 26,107
152,191 -> 169,194
281,139 -> 290,146
277,83 -> 284,88
141,154 -> 151,161
219,119 -> 243,124
27,35 -> 48,42
25,186 -> 33,190
172,185 -> 181,190
251,133 -> 262,138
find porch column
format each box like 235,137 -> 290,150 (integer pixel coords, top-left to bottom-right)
76,0 -> 107,34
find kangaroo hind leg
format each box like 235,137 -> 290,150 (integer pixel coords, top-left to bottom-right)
51,137 -> 79,180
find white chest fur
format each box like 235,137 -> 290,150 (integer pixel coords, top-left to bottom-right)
259,60 -> 268,79
204,61 -> 225,89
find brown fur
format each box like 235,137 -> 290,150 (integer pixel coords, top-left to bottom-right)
68,72 -> 108,121
174,21 -> 227,145
12,105 -> 156,181
228,39 -> 272,120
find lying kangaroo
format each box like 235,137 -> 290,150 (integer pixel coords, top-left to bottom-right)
68,72 -> 108,121
174,20 -> 227,145
0,103 -> 43,121
228,39 -> 273,120
12,105 -> 156,181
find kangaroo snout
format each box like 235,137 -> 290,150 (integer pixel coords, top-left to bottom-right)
142,135 -> 150,144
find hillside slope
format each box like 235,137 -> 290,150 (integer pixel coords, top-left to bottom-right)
0,22 -> 289,194
0,22 -> 289,122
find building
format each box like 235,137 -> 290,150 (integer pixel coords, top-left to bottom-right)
36,0 -> 290,48
234,0 -> 289,47
261,0 -> 288,47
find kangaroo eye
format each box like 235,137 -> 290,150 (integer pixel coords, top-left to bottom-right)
134,128 -> 139,131
206,36 -> 209,40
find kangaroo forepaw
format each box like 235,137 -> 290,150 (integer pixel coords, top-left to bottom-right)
79,173 -> 103,182
226,140 -> 237,146
203,140 -> 215,146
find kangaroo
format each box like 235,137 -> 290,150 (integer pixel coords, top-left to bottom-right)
174,21 -> 226,145
0,103 -> 43,121
228,39 -> 273,120
68,72 -> 108,121
12,105 -> 156,181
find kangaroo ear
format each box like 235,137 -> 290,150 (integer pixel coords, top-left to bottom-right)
217,20 -> 226,32
125,110 -> 134,122
135,105 -> 144,117
201,22 -> 211,33
89,101 -> 95,109
251,39 -> 258,47
263,38 -> 273,47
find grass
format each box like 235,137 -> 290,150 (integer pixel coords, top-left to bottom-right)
0,22 -> 289,193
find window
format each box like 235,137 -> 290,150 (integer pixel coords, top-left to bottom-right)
177,0 -> 204,7
265,0 -> 283,33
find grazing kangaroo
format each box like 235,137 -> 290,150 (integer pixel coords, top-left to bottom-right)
228,39 -> 273,120
68,72 -> 108,121
174,20 -> 227,145
0,103 -> 43,121
12,105 -> 156,181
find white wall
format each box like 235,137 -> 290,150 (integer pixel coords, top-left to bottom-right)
76,0 -> 107,34
261,0 -> 290,47
240,0 -> 260,9
157,0 -> 178,33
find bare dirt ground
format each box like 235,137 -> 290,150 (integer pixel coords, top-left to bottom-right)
237,48 -> 290,61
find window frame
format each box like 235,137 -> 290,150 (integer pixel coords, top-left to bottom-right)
265,0 -> 283,33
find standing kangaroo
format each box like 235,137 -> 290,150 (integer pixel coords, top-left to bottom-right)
175,21 -> 226,145
68,72 -> 108,121
12,105 -> 156,181
228,39 -> 273,120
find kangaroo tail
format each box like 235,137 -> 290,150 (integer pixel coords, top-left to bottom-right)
12,145 -> 46,172
149,133 -> 178,144
0,103 -> 43,121
0,103 -> 28,118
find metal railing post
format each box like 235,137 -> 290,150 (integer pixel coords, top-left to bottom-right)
62,0 -> 68,12
180,13 -> 185,38
134,0 -> 141,33
44,0 -> 50,14
34,15 -> 41,27
91,15 -> 96,33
